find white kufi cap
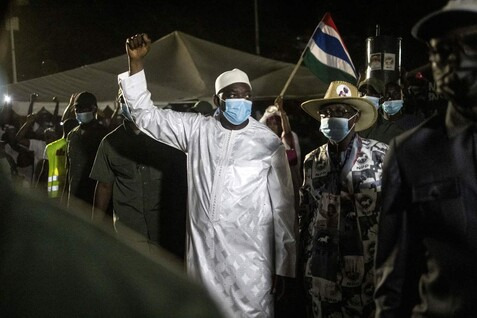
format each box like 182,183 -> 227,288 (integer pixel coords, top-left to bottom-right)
215,68 -> 251,94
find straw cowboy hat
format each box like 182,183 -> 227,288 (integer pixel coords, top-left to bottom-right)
301,81 -> 377,131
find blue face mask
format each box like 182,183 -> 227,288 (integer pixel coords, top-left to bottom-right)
320,114 -> 356,143
76,111 -> 95,124
222,98 -> 252,125
382,100 -> 403,115
364,95 -> 381,109
120,102 -> 135,122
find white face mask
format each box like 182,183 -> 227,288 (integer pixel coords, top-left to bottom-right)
382,100 -> 404,115
319,113 -> 357,143
221,98 -> 252,125
76,111 -> 95,124
363,95 -> 381,109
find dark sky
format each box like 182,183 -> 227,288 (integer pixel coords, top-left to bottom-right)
1,0 -> 447,83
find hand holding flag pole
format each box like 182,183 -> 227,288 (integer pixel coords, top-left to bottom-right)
277,12 -> 358,101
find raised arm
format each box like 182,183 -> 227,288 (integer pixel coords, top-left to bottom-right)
126,33 -> 151,76
15,113 -> 36,147
61,93 -> 78,122
275,96 -> 294,150
119,33 -> 200,153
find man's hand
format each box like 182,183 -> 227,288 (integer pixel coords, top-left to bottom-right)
126,33 -> 151,74
61,93 -> 78,122
273,95 -> 293,136
25,113 -> 37,124
68,93 -> 78,106
274,95 -> 284,113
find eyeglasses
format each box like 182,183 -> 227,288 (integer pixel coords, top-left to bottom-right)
319,105 -> 357,119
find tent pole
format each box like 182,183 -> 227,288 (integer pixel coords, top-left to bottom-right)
254,0 -> 260,55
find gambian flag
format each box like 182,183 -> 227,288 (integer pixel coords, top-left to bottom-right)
303,12 -> 358,85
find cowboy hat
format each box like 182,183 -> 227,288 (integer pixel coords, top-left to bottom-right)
301,81 -> 377,131
412,0 -> 477,41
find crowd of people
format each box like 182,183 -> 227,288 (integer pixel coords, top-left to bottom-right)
1,0 -> 477,317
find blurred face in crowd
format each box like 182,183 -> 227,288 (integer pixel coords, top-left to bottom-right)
359,84 -> 382,110
359,85 -> 381,98
266,115 -> 282,137
74,103 -> 97,125
429,26 -> 477,117
384,83 -> 403,102
74,103 -> 96,115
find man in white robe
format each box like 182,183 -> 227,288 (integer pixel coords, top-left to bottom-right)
119,33 -> 297,318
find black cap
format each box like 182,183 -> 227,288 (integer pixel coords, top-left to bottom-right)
358,77 -> 385,96
73,91 -> 97,107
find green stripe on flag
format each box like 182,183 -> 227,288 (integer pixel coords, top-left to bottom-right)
303,48 -> 357,86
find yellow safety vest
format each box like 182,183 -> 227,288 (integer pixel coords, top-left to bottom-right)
45,138 -> 67,198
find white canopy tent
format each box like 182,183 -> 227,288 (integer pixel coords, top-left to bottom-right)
0,31 -> 326,116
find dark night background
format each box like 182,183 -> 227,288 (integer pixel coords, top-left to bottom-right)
1,0 -> 448,83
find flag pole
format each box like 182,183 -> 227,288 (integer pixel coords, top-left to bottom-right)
276,17 -> 324,103
277,53 -> 305,100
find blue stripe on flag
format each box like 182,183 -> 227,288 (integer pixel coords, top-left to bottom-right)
312,28 -> 354,72
309,44 -> 356,77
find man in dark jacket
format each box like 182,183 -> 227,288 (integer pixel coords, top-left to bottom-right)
65,91 -> 108,209
374,1 -> 477,317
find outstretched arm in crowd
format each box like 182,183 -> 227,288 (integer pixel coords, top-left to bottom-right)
126,33 -> 151,75
275,96 -> 300,167
61,93 -> 78,122
120,33 -> 194,152
15,113 -> 36,147
274,96 -> 293,147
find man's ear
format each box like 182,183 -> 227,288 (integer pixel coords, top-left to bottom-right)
213,94 -> 221,108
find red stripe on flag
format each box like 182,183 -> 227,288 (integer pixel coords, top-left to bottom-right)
322,12 -> 338,32
321,12 -> 351,53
